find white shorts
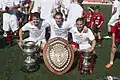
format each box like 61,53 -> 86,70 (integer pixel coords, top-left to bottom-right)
108,14 -> 118,26
3,13 -> 18,32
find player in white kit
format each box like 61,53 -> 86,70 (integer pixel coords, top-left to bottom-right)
46,12 -> 88,42
69,17 -> 96,73
48,12 -> 72,40
0,0 -> 20,36
69,17 -> 96,53
19,12 -> 49,50
105,0 -> 120,39
66,0 -> 83,24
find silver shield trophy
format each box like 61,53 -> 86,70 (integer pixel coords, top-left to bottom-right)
18,40 -> 39,72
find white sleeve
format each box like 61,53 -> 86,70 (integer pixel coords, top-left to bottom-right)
22,23 -> 30,31
69,27 -> 75,33
0,0 -> 2,9
113,1 -> 118,8
14,0 -> 20,5
79,7 -> 83,18
88,29 -> 95,41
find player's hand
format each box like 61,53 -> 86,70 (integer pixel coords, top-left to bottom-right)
83,26 -> 88,33
97,25 -> 100,28
17,40 -> 23,46
87,47 -> 94,52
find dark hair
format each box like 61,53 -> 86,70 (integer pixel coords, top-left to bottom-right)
94,6 -> 100,10
119,15 -> 120,18
54,12 -> 64,22
76,17 -> 85,24
54,12 -> 63,18
31,12 -> 40,18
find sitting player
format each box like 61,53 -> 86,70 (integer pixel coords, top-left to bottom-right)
69,17 -> 96,73
106,15 -> 120,69
19,12 -> 49,51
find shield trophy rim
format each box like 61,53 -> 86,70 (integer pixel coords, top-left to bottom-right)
43,37 -> 74,75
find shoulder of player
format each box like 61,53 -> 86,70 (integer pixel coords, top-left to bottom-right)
87,28 -> 93,33
23,22 -> 32,27
42,18 -> 54,25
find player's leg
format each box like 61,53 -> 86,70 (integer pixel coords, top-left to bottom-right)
93,28 -> 98,44
10,14 -> 19,34
105,42 -> 118,68
3,13 -> 10,37
97,30 -> 102,47
104,15 -> 117,39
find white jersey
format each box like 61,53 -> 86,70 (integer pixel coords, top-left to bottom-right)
67,3 -> 83,24
22,20 -> 49,41
0,0 -> 20,32
108,0 -> 120,26
69,27 -> 95,50
40,0 -> 56,19
62,0 -> 72,8
31,0 -> 41,13
0,0 -> 20,10
112,0 -> 120,17
48,18 -> 72,39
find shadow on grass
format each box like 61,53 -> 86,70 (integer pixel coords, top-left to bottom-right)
0,37 -> 6,49
115,51 -> 120,60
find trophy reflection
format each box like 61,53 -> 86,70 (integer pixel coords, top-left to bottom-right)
18,41 -> 39,72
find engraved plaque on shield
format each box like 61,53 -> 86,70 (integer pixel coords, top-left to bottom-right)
43,37 -> 74,75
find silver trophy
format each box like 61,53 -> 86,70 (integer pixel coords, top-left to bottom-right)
78,49 -> 92,74
18,40 -> 39,72
82,51 -> 91,74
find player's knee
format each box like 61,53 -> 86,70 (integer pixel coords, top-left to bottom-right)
111,47 -> 117,53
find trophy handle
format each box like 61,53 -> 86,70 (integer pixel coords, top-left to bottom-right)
17,40 -> 24,51
34,40 -> 42,51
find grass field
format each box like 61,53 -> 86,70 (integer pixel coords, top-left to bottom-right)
0,4 -> 120,80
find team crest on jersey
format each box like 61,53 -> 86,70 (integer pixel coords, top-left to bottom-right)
97,17 -> 100,19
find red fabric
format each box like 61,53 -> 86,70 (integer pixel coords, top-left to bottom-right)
92,12 -> 104,29
71,42 -> 79,49
82,11 -> 87,18
112,22 -> 120,42
7,33 -> 12,43
98,39 -> 102,44
85,13 -> 93,28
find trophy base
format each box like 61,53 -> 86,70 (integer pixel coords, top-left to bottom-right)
21,63 -> 39,73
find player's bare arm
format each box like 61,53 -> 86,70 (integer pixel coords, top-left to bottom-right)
19,28 -> 23,41
90,39 -> 96,52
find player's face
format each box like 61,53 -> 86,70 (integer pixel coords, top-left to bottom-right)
55,15 -> 62,25
32,16 -> 40,26
95,9 -> 99,14
76,20 -> 84,32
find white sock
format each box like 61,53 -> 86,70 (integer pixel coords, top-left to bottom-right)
110,61 -> 113,64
